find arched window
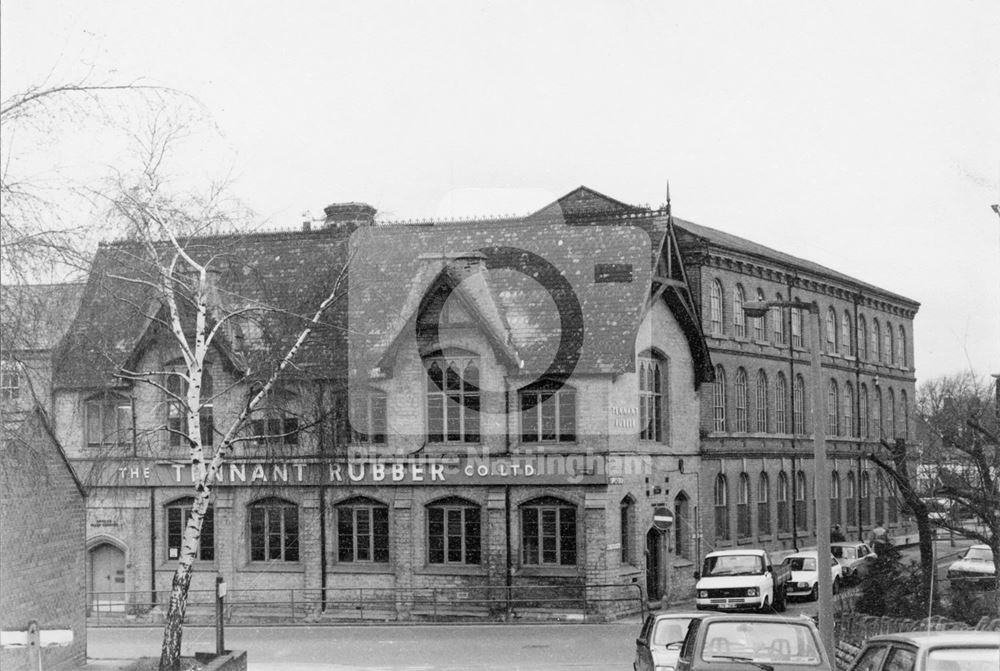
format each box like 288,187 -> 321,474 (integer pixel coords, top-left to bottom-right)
166,365 -> 214,447
735,368 -> 749,432
898,326 -> 907,368
875,473 -> 886,526
336,496 -> 389,563
777,471 -> 790,533
755,370 -> 768,433
860,384 -> 870,438
737,473 -> 751,538
638,352 -> 666,442
713,365 -> 727,432
841,310 -> 852,357
843,382 -> 855,438
901,390 -> 910,440
826,307 -> 837,352
752,289 -> 766,341
791,304 -> 803,348
831,472 -> 842,527
860,472 -> 871,526
887,388 -> 896,441
883,322 -> 894,365
757,473 -> 771,535
521,380 -> 576,443
620,496 -> 635,564
772,293 -> 786,345
425,352 -> 480,443
827,379 -> 839,436
250,497 -> 299,562
709,279 -> 724,336
871,319 -> 881,363
846,472 -> 857,526
85,391 -> 133,447
674,493 -> 691,559
521,496 -> 577,566
166,497 -> 214,561
888,481 -> 899,524
733,285 -> 747,338
427,496 -> 481,565
775,373 -> 788,434
873,387 -> 883,439
793,374 -> 806,434
857,315 -> 868,360
795,471 -> 808,531
714,474 -> 730,540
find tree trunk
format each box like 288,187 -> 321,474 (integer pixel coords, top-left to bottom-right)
159,566 -> 193,671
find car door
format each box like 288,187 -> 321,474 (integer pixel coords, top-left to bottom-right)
882,644 -> 917,671
635,615 -> 654,671
850,643 -> 890,671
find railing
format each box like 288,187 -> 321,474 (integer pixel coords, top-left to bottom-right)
88,582 -> 645,626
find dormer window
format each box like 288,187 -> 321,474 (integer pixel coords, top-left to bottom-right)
86,391 -> 134,447
425,351 -> 479,443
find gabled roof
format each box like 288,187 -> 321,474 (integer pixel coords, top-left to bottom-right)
529,185 -> 646,221
0,283 -> 84,353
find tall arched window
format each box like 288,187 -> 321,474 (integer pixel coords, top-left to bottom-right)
752,289 -> 766,341
674,492 -> 691,559
336,496 -> 389,563
883,322 -> 894,365
425,351 -> 480,443
793,374 -> 806,434
873,387 -> 883,439
795,471 -> 808,531
827,379 -> 839,436
846,472 -> 857,526
713,365 -> 727,432
521,496 -> 577,566
737,473 -> 751,538
709,279 -> 724,336
620,496 -> 635,564
887,388 -> 896,441
714,474 -> 730,540
900,390 -> 910,440
775,373 -> 788,434
250,497 -> 299,562
791,305 -> 803,348
841,310 -> 852,357
638,352 -> 666,442
898,326 -> 907,368
733,285 -> 747,338
860,383 -> 870,438
860,472 -> 871,526
888,481 -> 899,524
427,496 -> 481,565
875,473 -> 886,526
777,471 -> 790,533
757,473 -> 771,535
871,319 -> 881,363
826,307 -> 837,352
521,380 -> 576,443
166,497 -> 214,561
857,315 -> 868,360
734,368 -> 749,432
831,472 -> 842,527
755,370 -> 768,432
843,383 -> 855,438
772,293 -> 786,345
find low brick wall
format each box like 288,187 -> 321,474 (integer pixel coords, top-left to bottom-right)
195,650 -> 247,671
835,612 -> 1000,646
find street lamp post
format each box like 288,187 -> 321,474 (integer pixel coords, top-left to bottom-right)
744,300 -> 833,658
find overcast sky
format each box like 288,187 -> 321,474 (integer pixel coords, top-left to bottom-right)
2,1 -> 998,383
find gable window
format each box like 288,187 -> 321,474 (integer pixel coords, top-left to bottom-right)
351,390 -> 387,445
843,383 -> 855,438
166,366 -> 214,448
777,471 -> 790,533
752,289 -> 766,341
827,379 -> 839,436
857,316 -> 868,360
336,496 -> 389,563
166,497 -> 214,561
425,352 -> 480,443
795,471 -> 808,531
638,353 -> 665,441
737,473 -> 751,538
734,368 -> 749,433
709,280 -> 723,336
521,381 -> 576,443
841,311 -> 852,357
733,285 -> 746,338
775,373 -> 788,434
250,390 -> 300,446
0,363 -> 20,401
249,497 -> 299,562
846,472 -> 857,526
757,473 -> 771,535
792,374 -> 806,434
712,366 -> 727,432
620,497 -> 635,564
86,392 -> 134,447
714,474 -> 730,541
427,497 -> 481,565
755,370 -> 768,433
521,497 -> 577,566
826,307 -> 837,352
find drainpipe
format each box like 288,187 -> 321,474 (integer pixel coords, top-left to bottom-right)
786,275 -> 798,551
320,486 -> 327,612
853,291 -> 864,542
503,375 -> 513,620
150,489 -> 157,606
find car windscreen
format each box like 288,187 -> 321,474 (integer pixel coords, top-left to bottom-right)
787,557 -> 817,571
926,647 -> 1000,671
703,555 -> 764,576
700,621 -> 823,665
652,618 -> 692,646
964,548 -> 994,562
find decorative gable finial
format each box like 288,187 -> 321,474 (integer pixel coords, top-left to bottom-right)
665,179 -> 671,216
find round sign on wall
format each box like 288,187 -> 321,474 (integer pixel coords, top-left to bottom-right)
652,507 -> 673,530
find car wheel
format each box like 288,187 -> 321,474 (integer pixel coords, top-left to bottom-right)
774,586 -> 787,612
758,596 -> 771,613
810,583 -> 819,601
833,578 -> 840,595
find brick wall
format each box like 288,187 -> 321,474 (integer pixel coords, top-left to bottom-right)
1,412 -> 87,671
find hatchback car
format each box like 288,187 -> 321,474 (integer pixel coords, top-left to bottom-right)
783,550 -> 843,600
634,611 -> 701,671
946,545 -> 996,588
830,541 -> 877,582
847,630 -> 998,671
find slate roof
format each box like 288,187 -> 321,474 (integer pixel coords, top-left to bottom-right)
0,283 -> 84,352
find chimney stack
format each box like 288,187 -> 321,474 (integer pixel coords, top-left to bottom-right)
323,202 -> 377,229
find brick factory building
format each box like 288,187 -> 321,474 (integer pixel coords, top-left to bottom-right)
43,186 -> 918,619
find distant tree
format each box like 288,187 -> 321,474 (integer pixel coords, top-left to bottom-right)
855,539 -> 937,620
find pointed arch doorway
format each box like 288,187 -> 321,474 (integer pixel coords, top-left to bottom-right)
645,528 -> 664,601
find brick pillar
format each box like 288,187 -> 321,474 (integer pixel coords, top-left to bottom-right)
301,489 -> 321,617
486,487 -> 508,618
584,491 -> 610,620
393,489 -> 413,620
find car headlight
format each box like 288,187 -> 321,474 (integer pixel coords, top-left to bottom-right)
798,582 -> 809,589
745,587 -> 759,597
699,590 -> 709,598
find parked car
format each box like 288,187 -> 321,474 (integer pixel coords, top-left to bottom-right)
830,541 -> 877,583
634,611 -> 701,671
694,549 -> 789,612
947,544 -> 997,588
782,550 -> 843,601
847,630 -> 999,671
675,614 -> 832,671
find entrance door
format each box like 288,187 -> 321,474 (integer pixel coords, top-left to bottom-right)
645,528 -> 662,601
89,543 -> 126,612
